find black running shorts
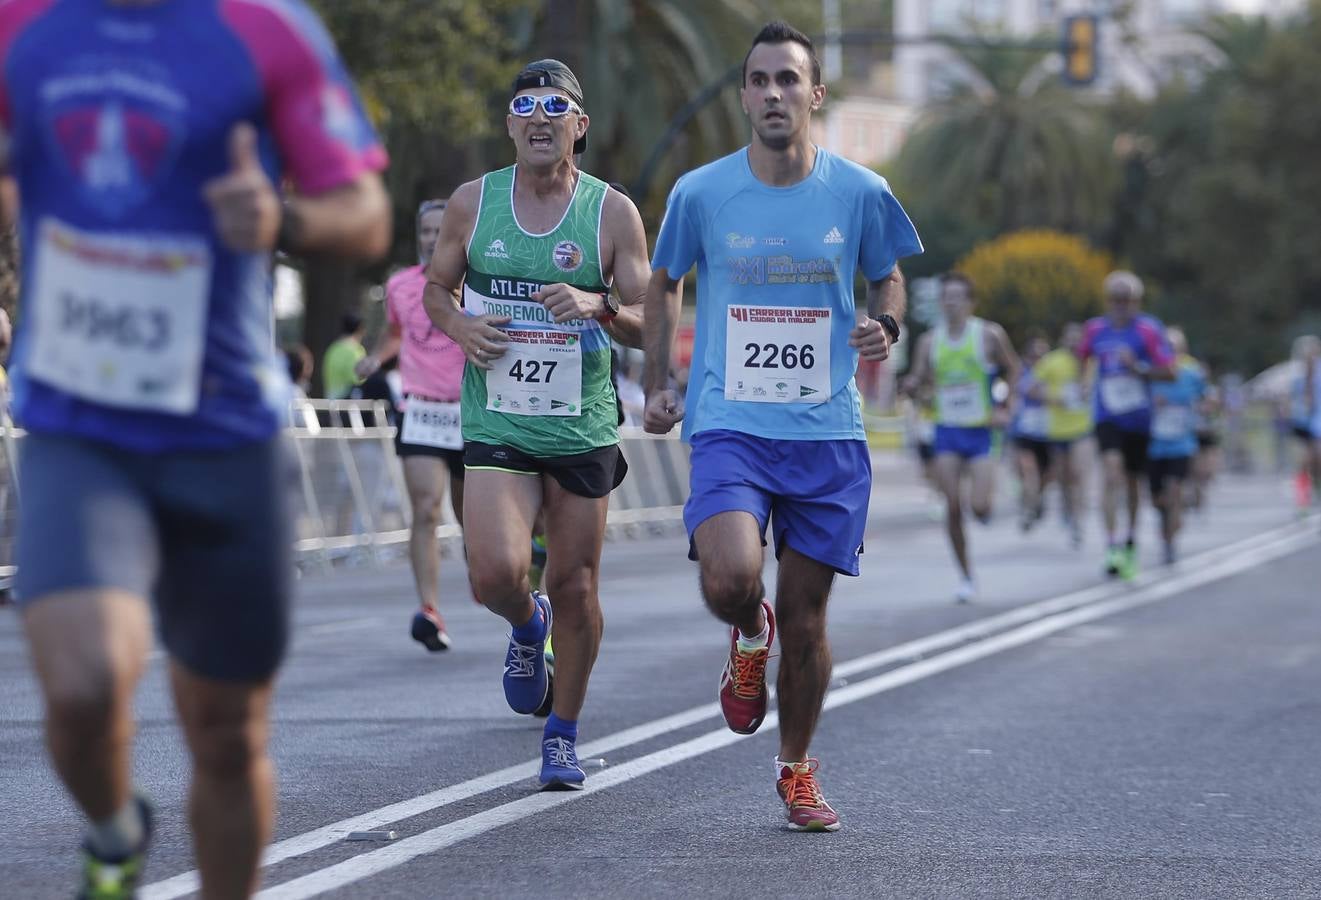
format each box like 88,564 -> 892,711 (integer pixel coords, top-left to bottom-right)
464,441 -> 627,499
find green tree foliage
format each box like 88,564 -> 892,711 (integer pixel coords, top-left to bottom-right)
887,38 -> 1115,279
1121,5 -> 1321,373
311,0 -> 536,135
954,229 -> 1112,348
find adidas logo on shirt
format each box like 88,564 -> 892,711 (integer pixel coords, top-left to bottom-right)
824,227 -> 844,244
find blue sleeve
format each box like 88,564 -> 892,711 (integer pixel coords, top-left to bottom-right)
651,176 -> 703,277
859,177 -> 924,282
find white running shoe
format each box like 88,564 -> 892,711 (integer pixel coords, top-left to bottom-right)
955,578 -> 977,604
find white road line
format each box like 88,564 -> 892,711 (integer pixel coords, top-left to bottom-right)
250,527 -> 1317,899
139,517 -> 1317,900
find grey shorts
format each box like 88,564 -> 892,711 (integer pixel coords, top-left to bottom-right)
15,432 -> 297,681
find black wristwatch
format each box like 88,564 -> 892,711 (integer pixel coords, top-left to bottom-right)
598,292 -> 620,322
873,313 -> 901,342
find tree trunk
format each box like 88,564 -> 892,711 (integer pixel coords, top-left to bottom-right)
302,256 -> 364,398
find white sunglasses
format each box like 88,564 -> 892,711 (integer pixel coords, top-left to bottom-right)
509,94 -> 582,117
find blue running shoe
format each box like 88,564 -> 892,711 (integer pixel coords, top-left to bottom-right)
503,592 -> 552,715
539,734 -> 585,791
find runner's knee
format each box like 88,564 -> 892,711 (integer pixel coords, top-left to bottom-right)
44,670 -> 120,738
542,565 -> 597,610
409,490 -> 444,528
468,555 -> 526,604
185,710 -> 265,780
699,566 -> 761,619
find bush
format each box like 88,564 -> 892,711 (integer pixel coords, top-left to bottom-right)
954,230 -> 1114,348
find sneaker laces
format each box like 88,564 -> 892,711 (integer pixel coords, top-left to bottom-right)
729,646 -> 770,700
779,758 -> 827,809
543,736 -> 579,770
505,642 -> 539,677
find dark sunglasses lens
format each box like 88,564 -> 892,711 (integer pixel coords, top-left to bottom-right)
511,96 -> 536,115
543,95 -> 571,115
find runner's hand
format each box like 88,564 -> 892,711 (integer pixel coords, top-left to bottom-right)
533,284 -> 605,324
1115,346 -> 1137,369
455,314 -> 512,370
644,388 -> 684,435
849,316 -> 892,362
204,123 -> 282,252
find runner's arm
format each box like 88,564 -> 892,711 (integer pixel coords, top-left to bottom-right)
990,324 -> 1022,413
421,181 -> 510,368
600,189 -> 650,349
640,267 -> 685,434
602,303 -> 644,349
905,332 -> 933,400
422,181 -> 478,334
643,269 -> 682,396
357,323 -> 402,379
866,265 -> 907,323
281,172 -> 390,260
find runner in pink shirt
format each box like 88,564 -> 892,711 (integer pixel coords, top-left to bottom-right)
358,200 -> 467,650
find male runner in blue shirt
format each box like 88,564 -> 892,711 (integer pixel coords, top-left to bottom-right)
644,21 -> 922,832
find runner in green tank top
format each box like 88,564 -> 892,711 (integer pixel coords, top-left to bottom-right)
907,272 -> 1020,603
421,59 -> 652,791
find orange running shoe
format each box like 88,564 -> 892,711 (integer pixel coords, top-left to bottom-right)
776,758 -> 841,832
718,600 -> 775,734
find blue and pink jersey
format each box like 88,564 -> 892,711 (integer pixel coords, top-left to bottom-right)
1078,314 -> 1173,432
0,0 -> 387,451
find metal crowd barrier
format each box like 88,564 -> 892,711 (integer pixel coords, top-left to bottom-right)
0,399 -> 1287,587
0,399 -> 696,584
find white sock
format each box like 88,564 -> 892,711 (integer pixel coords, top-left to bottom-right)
87,798 -> 144,860
774,756 -> 806,777
737,610 -> 770,652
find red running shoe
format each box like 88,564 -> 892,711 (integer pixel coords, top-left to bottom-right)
718,600 -> 775,734
776,758 -> 841,832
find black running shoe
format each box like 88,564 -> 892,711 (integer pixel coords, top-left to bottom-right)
411,609 -> 452,652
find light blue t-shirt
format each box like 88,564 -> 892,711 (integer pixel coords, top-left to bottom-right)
652,147 -> 922,442
1148,362 -> 1206,459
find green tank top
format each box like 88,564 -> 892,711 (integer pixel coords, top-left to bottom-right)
932,317 -> 993,427
461,165 -> 616,456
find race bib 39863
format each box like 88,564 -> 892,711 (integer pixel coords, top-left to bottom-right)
26,218 -> 211,415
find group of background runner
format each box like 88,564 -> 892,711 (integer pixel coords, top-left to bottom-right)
902,268 -> 1233,599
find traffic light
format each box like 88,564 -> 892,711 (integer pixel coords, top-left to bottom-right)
1062,14 -> 1099,86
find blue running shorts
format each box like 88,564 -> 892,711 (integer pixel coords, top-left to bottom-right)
683,429 -> 871,577
16,433 -> 298,681
933,425 -> 993,460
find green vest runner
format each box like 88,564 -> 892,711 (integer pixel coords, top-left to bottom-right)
932,317 -> 993,428
462,165 -> 617,456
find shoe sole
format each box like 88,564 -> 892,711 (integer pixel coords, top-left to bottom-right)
538,778 -> 584,792
787,819 -> 841,832
533,671 -> 555,718
726,720 -> 764,736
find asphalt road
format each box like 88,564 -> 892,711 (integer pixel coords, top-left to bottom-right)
2,467 -> 1319,899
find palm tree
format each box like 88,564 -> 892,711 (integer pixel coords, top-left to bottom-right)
891,38 -> 1115,238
